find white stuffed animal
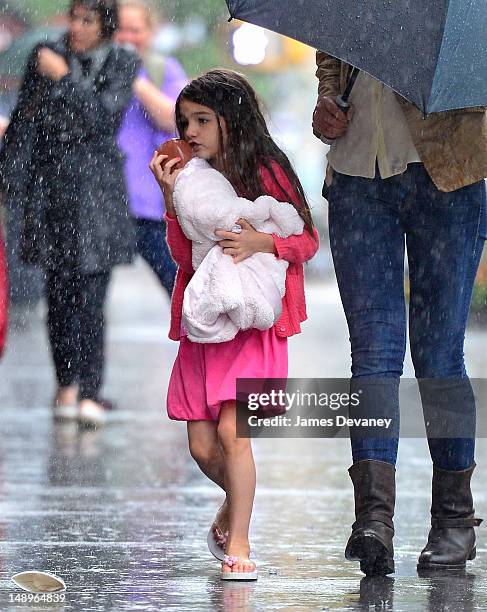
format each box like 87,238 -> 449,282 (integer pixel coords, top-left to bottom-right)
173,157 -> 304,343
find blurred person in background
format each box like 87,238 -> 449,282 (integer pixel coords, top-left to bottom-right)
116,0 -> 187,298
0,0 -> 139,426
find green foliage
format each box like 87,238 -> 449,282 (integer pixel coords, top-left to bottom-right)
22,0 -> 69,23
472,278 -> 487,312
18,0 -> 227,25
177,38 -> 226,78
157,0 -> 227,26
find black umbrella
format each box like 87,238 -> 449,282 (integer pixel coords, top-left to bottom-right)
225,0 -> 487,115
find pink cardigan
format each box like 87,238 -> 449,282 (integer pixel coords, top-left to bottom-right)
165,161 -> 320,341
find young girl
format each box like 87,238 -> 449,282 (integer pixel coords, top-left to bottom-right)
150,69 -> 319,580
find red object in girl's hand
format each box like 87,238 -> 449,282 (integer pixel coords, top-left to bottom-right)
157,139 -> 194,170
0,227 -> 8,358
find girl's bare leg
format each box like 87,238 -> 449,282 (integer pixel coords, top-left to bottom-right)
217,401 -> 256,574
187,420 -> 229,537
187,421 -> 225,488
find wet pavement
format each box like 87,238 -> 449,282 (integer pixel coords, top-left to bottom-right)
1,258 -> 487,611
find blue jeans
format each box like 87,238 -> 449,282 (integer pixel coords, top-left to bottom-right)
135,218 -> 176,297
328,163 -> 486,470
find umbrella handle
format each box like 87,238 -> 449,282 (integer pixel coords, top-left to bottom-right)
335,95 -> 351,115
335,67 -> 360,115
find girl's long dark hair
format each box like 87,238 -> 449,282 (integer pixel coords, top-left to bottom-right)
175,69 -> 314,233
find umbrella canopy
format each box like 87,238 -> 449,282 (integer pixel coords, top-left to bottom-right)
225,0 -> 487,115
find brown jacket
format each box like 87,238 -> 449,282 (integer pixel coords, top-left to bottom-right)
316,51 -> 487,192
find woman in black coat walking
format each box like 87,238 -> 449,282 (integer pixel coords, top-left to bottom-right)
1,0 -> 139,426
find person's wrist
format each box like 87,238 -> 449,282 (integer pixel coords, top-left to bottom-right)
269,234 -> 278,255
164,194 -> 176,217
133,77 -> 147,95
258,232 -> 276,254
320,133 -> 336,144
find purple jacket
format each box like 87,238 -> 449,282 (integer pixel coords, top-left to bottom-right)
118,56 -> 187,221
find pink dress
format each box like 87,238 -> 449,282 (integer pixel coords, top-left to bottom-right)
167,328 -> 287,421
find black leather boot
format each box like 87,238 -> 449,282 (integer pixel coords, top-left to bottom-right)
417,463 -> 483,571
345,460 -> 395,576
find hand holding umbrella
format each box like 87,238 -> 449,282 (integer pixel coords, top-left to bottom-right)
312,96 -> 354,141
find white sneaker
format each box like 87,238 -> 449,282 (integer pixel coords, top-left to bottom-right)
52,404 -> 79,421
78,401 -> 107,428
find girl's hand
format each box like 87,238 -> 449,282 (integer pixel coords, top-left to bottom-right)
37,48 -> 69,81
149,151 -> 182,217
215,219 -> 276,263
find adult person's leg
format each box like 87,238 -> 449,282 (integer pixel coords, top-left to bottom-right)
407,165 -> 485,569
135,218 -> 176,297
328,169 -> 410,575
45,268 -> 80,419
77,271 -> 111,427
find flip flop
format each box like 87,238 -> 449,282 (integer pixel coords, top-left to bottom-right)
207,523 -> 228,561
221,554 -> 258,581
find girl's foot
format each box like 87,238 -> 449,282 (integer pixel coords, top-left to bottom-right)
214,500 -> 229,544
222,540 -> 254,574
208,500 -> 230,560
221,549 -> 257,581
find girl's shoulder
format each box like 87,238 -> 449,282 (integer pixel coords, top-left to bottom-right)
259,159 -> 299,204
